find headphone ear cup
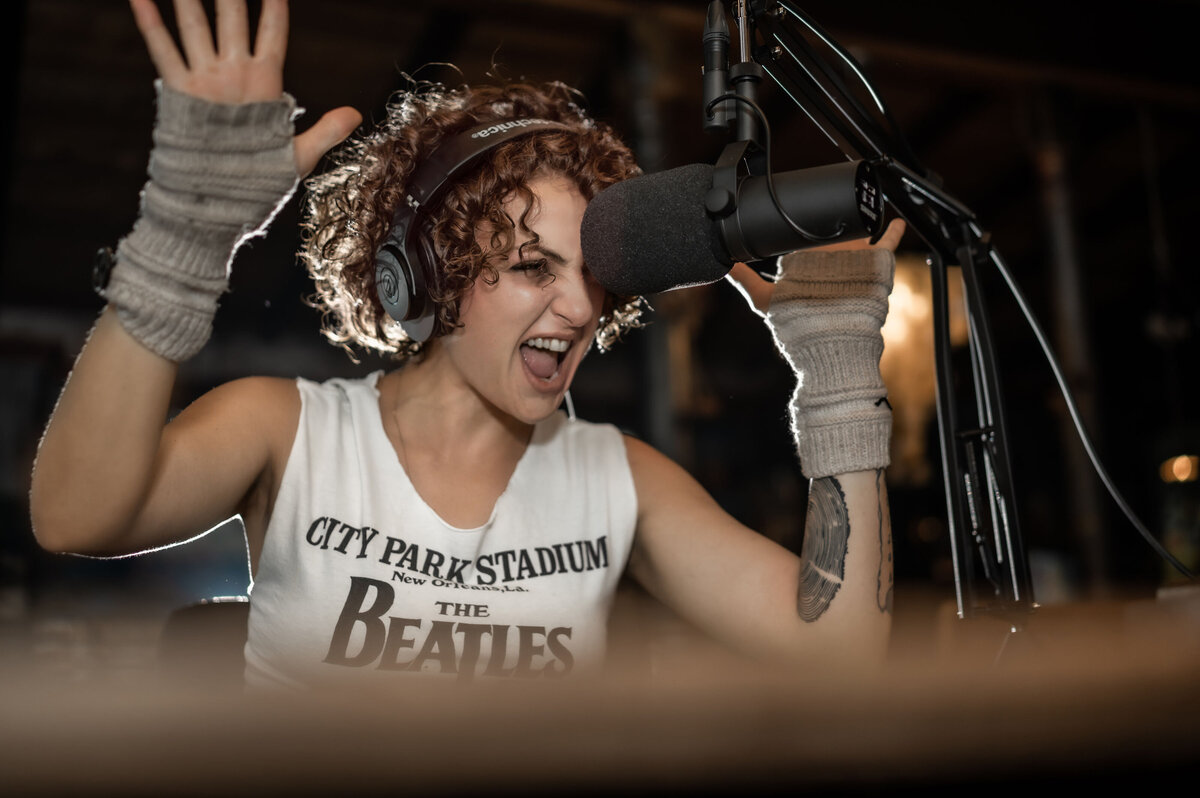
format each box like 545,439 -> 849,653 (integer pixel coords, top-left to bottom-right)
376,227 -> 436,342
400,231 -> 437,343
375,243 -> 412,323
400,309 -> 436,343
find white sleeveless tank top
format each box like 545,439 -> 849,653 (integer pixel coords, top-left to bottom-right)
244,372 -> 638,689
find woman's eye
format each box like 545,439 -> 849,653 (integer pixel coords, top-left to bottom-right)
514,259 -> 551,276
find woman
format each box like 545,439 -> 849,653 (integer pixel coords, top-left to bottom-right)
30,0 -> 901,687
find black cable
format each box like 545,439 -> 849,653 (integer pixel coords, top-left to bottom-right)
777,1 -> 925,175
979,230 -> 1196,581
705,92 -> 847,244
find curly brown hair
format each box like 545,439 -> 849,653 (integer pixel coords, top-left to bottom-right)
300,79 -> 645,361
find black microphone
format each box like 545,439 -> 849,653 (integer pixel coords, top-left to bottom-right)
581,160 -> 883,297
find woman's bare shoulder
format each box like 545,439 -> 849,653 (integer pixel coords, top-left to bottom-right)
182,375 -> 299,421
166,375 -> 302,463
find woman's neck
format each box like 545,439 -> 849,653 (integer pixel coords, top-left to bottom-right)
377,348 -> 533,470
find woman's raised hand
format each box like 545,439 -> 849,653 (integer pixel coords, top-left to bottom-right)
726,218 -> 907,316
129,0 -> 361,175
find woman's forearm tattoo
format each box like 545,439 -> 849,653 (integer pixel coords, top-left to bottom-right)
797,476 -> 849,622
875,469 -> 893,615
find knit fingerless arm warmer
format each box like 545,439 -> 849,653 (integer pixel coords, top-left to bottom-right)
103,81 -> 300,362
766,248 -> 894,479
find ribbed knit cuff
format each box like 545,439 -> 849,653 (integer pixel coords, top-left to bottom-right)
105,82 -> 300,362
792,401 -> 893,479
767,247 -> 895,479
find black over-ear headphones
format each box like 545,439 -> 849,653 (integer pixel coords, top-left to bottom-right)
375,118 -> 571,342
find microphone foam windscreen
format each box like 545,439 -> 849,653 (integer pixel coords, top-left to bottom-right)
581,163 -> 732,296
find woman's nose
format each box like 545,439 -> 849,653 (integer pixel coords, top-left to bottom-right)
550,267 -> 601,327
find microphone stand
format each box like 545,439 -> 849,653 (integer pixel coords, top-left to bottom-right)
719,1 -> 1036,621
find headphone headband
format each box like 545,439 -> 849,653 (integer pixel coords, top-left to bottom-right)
405,118 -> 573,217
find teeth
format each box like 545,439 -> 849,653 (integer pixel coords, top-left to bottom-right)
524,337 -> 570,353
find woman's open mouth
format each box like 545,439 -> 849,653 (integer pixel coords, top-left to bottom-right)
519,337 -> 570,382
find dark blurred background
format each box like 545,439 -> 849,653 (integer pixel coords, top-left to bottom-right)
1,0 -> 1198,677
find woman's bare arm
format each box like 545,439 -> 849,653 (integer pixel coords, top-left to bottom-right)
627,221 -> 904,666
31,308 -> 176,553
29,0 -> 358,555
626,438 -> 892,665
30,311 -> 296,557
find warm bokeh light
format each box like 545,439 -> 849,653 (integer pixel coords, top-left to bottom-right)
880,274 -> 932,347
878,257 -> 967,486
1160,454 -> 1199,483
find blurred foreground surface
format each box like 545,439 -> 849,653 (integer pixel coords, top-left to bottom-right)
0,583 -> 1197,795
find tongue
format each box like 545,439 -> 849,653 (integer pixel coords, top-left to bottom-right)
521,345 -> 559,380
